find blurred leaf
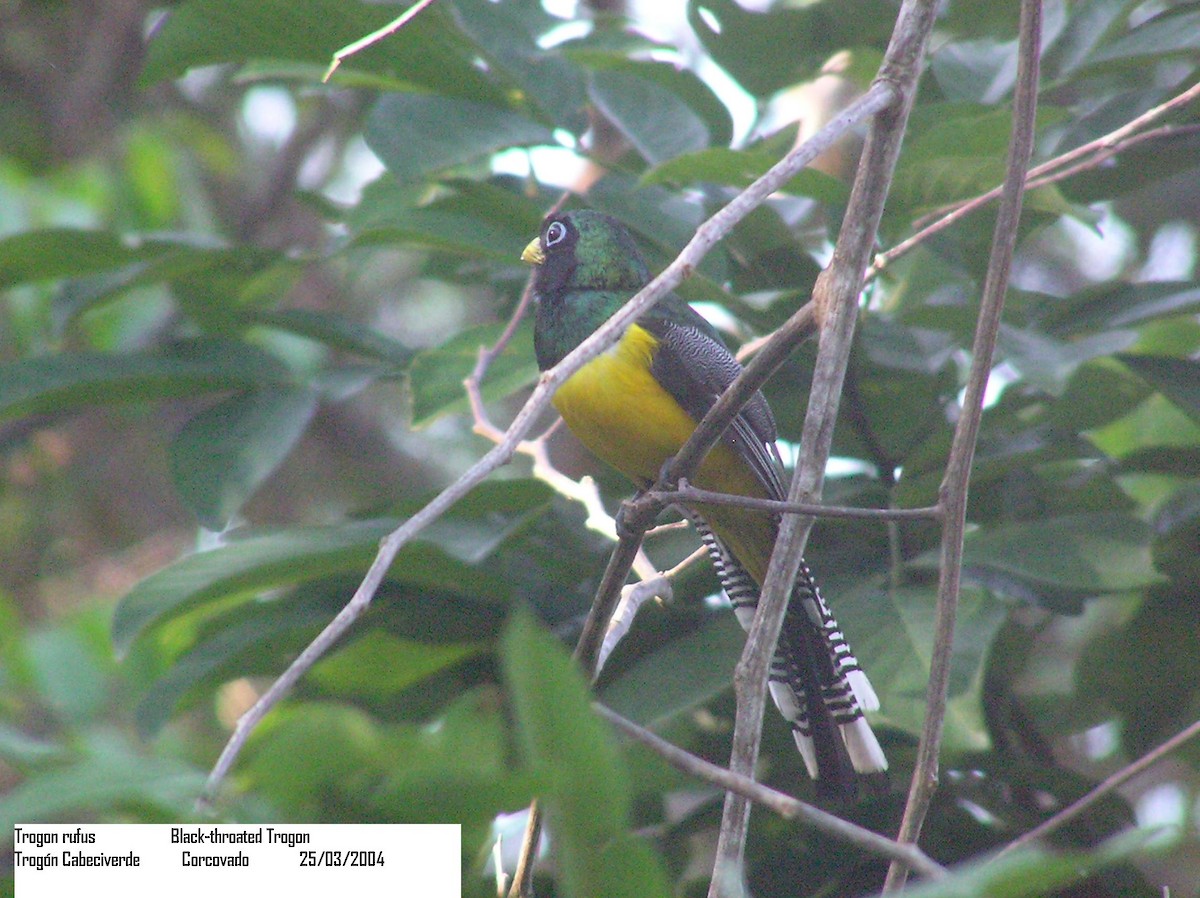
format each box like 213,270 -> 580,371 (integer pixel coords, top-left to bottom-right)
1087,8 -> 1200,67
350,175 -> 546,261
1043,281 -> 1200,337
365,94 -> 553,184
408,321 -> 537,427
0,730 -> 207,832
0,228 -> 162,289
998,324 -> 1138,395
959,512 -> 1163,598
246,309 -> 415,365
169,387 -> 318,530
642,147 -> 850,206
142,0 -> 503,102
371,688 -> 535,832
686,0 -> 896,96
448,0 -> 588,132
838,585 -> 1006,750
0,339 -> 290,423
900,828 -> 1171,898
0,725 -> 63,765
588,70 -> 710,165
113,480 -> 552,654
1119,354 -> 1200,427
502,608 -> 671,898
1151,481 -> 1200,582
311,630 -> 481,695
599,614 -> 745,728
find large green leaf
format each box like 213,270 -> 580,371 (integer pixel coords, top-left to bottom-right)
448,0 -> 588,132
686,0 -> 896,96
141,0 -> 502,102
0,731 -> 207,832
588,70 -> 710,165
349,175 -> 547,261
0,229 -> 164,289
408,321 -> 538,428
246,308 -> 415,365
900,829 -> 1170,898
599,615 -> 746,729
837,584 -> 1007,751
169,387 -> 319,530
112,480 -> 552,654
365,94 -> 553,184
959,512 -> 1164,597
1119,354 -> 1200,427
0,339 -> 290,423
501,609 -> 671,898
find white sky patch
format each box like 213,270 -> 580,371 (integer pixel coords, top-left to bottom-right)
1136,782 -> 1188,829
1138,220 -> 1197,282
323,135 -> 386,205
240,86 -> 297,149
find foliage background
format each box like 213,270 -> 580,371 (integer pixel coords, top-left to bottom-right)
2,0 -> 1200,895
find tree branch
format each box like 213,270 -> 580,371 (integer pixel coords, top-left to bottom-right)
993,715 -> 1200,862
883,0 -> 1042,890
652,482 -> 942,522
709,2 -> 939,893
593,702 -> 949,880
872,78 -> 1200,277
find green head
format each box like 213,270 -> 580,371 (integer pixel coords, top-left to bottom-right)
522,210 -> 650,298
522,210 -> 653,369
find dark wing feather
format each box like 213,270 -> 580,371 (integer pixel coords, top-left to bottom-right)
639,297 -> 785,499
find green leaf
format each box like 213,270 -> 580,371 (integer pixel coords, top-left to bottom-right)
169,387 -> 318,530
1119,354 -> 1200,428
0,731 -> 206,832
112,481 -> 551,654
0,229 -> 161,290
998,324 -> 1138,395
0,339 -> 290,423
365,94 -> 553,184
408,321 -> 537,427
960,512 -> 1164,596
900,828 -> 1172,898
588,70 -> 710,165
246,309 -> 415,365
448,0 -> 588,132
1087,8 -> 1200,67
349,175 -> 547,261
686,0 -> 896,96
599,615 -> 746,728
838,585 -> 1007,751
141,0 -> 502,102
501,609 -> 671,898
642,147 -> 850,205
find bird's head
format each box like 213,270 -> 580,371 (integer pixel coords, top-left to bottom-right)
521,210 -> 650,296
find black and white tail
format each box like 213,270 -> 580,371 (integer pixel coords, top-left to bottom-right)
690,513 -> 886,799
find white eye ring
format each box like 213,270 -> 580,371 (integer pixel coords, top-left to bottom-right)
544,221 -> 567,247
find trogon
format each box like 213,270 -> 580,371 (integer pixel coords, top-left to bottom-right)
522,209 -> 886,800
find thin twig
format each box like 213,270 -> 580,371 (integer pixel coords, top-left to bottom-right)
993,716 -> 1200,861
593,703 -> 949,879
322,0 -> 440,82
872,78 -> 1200,276
883,0 -> 1042,890
709,2 -> 939,893
653,482 -> 942,522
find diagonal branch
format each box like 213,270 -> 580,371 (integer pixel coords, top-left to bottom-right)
593,702 -> 949,880
884,0 -> 1043,890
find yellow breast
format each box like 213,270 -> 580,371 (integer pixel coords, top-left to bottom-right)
553,324 -> 777,581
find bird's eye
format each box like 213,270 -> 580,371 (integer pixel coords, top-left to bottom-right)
544,221 -> 567,248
